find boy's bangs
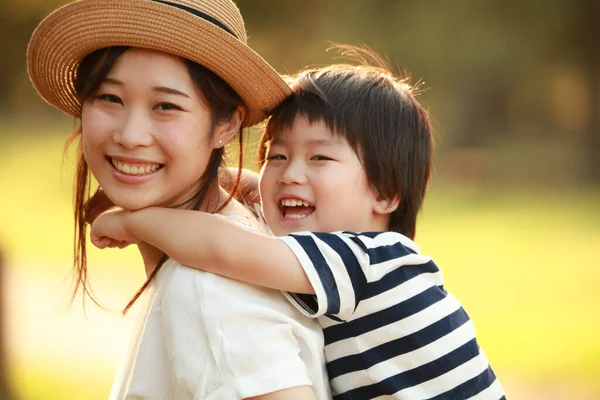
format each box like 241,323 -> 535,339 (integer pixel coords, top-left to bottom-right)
267,86 -> 337,140
260,81 -> 338,164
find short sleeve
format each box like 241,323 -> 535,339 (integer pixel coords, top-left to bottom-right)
279,231 -> 425,322
277,232 -> 371,321
201,273 -> 315,399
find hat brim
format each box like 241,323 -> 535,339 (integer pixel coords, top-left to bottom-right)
27,0 -> 291,127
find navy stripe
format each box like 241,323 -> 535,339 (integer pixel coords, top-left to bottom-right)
314,233 -> 367,312
426,368 -> 499,400
327,307 -> 471,378
290,234 -> 340,315
363,260 -> 440,300
323,285 -> 446,345
346,231 -> 380,239
366,241 -> 418,265
151,0 -> 238,38
334,338 -> 481,400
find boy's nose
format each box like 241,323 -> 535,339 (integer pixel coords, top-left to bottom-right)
113,109 -> 153,149
278,161 -> 307,185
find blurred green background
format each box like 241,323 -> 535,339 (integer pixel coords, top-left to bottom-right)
1,0 -> 599,399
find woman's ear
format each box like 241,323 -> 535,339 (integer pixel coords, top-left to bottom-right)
213,106 -> 246,148
373,194 -> 400,216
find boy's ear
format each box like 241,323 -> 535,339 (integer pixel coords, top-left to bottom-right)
373,194 -> 400,216
213,106 -> 246,149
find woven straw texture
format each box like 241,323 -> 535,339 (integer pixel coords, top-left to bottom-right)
27,0 -> 291,127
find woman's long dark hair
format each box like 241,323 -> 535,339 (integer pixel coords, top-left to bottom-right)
68,47 -> 246,313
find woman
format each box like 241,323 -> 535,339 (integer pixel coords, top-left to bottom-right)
27,1 -> 330,399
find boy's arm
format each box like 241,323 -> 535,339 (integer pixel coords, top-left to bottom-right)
124,207 -> 315,294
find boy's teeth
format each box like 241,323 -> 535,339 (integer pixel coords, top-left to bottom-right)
285,213 -> 310,219
281,199 -> 311,207
111,159 -> 161,176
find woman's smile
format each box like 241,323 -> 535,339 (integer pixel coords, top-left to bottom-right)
81,48 -> 215,210
107,156 -> 165,184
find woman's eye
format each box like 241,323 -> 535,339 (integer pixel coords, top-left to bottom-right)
311,155 -> 333,161
155,102 -> 182,111
267,154 -> 286,161
96,94 -> 122,104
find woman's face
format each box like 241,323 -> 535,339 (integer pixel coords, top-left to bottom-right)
81,48 -> 220,210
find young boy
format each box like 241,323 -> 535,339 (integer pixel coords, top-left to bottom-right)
91,51 -> 505,399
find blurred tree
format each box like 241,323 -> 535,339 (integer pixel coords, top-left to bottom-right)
4,0 -> 599,184
572,0 -> 600,183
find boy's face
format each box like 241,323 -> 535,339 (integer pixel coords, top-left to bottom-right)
259,115 -> 388,236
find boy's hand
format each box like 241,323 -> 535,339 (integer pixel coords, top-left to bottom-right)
90,209 -> 137,249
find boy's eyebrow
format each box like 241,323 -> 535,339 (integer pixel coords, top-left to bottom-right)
101,78 -> 190,98
308,138 -> 344,147
270,137 -> 344,147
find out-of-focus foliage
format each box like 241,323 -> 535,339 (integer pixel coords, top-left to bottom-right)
3,0 -> 599,184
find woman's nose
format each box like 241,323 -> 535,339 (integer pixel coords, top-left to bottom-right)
112,109 -> 153,149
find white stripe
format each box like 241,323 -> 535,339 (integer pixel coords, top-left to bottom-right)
359,231 -> 420,254
330,319 -> 477,391
332,370 -> 374,397
354,270 -> 444,320
389,350 -> 491,399
468,378 -> 504,400
324,293 -> 463,361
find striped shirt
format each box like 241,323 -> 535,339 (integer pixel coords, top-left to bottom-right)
279,231 -> 505,400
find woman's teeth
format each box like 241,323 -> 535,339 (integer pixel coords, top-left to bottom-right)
111,159 -> 162,176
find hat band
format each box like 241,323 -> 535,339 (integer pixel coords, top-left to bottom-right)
150,0 -> 238,39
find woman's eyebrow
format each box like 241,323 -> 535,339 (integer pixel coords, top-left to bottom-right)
100,78 -> 189,98
102,77 -> 123,86
152,86 -> 190,98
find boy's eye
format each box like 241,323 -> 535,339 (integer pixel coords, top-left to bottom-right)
155,102 -> 182,111
311,155 -> 333,161
96,94 -> 123,105
267,153 -> 287,161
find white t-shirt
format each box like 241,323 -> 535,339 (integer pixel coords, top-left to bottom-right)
109,215 -> 331,400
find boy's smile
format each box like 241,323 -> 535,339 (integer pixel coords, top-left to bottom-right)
279,197 -> 316,220
259,115 -> 389,236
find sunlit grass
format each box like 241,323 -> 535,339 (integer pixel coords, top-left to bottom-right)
10,363 -> 109,400
418,187 -> 600,383
1,124 -> 599,397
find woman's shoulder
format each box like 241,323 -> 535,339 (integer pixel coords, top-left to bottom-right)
216,199 -> 268,234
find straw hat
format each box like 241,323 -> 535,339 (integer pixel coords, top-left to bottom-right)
27,0 -> 291,127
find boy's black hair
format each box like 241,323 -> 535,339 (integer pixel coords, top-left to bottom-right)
259,47 -> 433,239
